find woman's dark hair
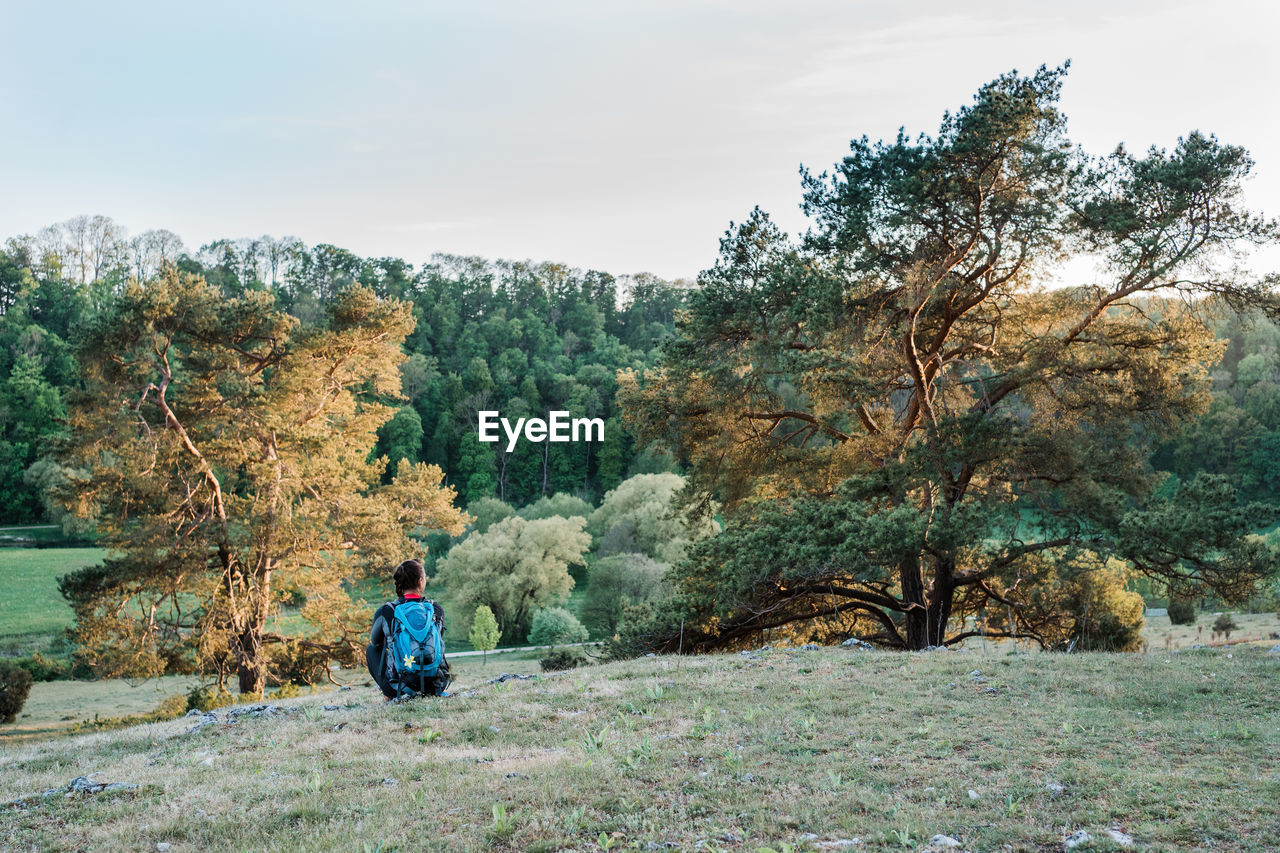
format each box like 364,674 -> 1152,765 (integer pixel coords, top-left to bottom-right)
393,559 -> 426,596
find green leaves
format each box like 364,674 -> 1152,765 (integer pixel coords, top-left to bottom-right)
435,514 -> 590,643
621,63 -> 1280,652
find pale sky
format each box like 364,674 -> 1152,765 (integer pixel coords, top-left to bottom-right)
2,0 -> 1278,281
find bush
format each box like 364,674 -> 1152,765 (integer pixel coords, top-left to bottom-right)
1212,613 -> 1239,638
540,649 -> 585,671
13,652 -> 69,682
993,551 -> 1146,652
186,684 -> 236,712
1167,597 -> 1197,625
0,661 -> 34,724
273,682 -> 304,700
528,607 -> 590,647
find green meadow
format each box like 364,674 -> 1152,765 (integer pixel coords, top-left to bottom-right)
0,548 -> 106,648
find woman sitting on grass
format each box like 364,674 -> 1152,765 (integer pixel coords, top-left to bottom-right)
365,559 -> 451,699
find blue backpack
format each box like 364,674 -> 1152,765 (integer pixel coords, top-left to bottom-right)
388,599 -> 443,697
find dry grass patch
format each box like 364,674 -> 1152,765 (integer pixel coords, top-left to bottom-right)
1,646 -> 1278,851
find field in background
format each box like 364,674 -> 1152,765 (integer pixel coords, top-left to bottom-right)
3,646 -> 1278,851
0,546 -> 588,655
0,548 -> 105,649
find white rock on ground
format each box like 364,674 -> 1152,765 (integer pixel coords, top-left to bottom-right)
968,789 -> 981,800
1063,830 -> 1092,849
929,834 -> 962,847
1106,828 -> 1134,845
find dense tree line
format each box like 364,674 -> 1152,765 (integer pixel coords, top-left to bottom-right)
0,219 -> 690,523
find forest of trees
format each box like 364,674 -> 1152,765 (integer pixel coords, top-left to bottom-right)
6,214 -> 1279,536
0,217 -> 690,524
3,69 -> 1280,677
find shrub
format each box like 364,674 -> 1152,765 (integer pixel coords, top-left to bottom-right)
528,607 -> 590,647
992,551 -> 1146,652
1167,597 -> 1197,625
273,682 -> 304,700
0,661 -> 34,724
540,648 -> 585,672
149,694 -> 189,721
186,684 -> 236,712
14,652 -> 69,682
1212,613 -> 1239,639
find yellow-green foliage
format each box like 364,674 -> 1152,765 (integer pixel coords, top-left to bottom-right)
588,473 -> 717,565
467,605 -> 500,658
997,552 -> 1147,652
53,271 -> 470,694
436,515 -> 591,643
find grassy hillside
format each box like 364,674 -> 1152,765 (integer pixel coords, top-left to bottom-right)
3,646 -> 1278,851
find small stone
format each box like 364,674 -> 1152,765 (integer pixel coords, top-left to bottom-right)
798,833 -> 819,841
488,673 -> 539,685
800,643 -> 820,650
813,841 -> 862,850
1063,830 -> 1092,849
929,835 -> 961,848
840,638 -> 872,650
199,757 -> 215,767
1268,644 -> 1280,654
381,778 -> 397,786
156,844 -> 171,852
1045,782 -> 1065,796
1106,829 -> 1134,846
968,789 -> 980,800
969,670 -> 982,677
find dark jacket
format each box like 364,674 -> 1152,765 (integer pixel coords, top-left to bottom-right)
366,594 -> 449,698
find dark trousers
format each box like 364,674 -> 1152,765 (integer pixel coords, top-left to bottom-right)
366,644 -> 451,697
